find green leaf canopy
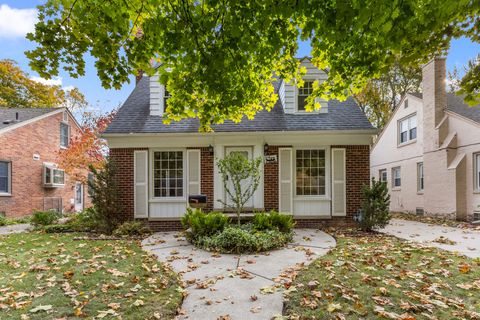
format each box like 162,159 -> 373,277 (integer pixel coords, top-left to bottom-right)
26,0 -> 479,131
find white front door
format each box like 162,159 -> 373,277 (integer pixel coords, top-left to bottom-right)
74,182 -> 84,212
224,146 -> 254,208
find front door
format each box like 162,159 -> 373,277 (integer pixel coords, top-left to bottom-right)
74,182 -> 84,212
224,146 -> 254,208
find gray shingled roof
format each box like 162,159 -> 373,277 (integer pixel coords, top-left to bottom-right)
0,108 -> 60,131
409,92 -> 480,124
105,76 -> 374,134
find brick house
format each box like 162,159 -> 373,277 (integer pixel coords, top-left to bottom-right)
0,107 -> 89,217
104,58 -> 376,230
371,57 -> 480,221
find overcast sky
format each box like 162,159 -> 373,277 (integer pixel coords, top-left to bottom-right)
0,1 -> 479,113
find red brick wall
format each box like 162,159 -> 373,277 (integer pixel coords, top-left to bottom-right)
332,145 -> 370,218
109,148 -> 146,222
0,111 -> 89,217
109,144 -> 369,230
199,148 -> 214,211
263,145 -> 293,211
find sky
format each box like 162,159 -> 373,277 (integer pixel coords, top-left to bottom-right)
0,1 -> 479,113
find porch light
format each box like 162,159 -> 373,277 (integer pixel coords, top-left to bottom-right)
264,143 -> 269,154
208,145 -> 214,155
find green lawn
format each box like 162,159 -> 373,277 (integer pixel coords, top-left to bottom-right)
284,232 -> 480,319
0,232 -> 182,319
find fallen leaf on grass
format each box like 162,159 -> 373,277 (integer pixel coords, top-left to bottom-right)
29,305 -> 52,313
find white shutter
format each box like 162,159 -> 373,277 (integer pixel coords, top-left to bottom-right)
134,150 -> 148,218
279,148 -> 293,213
187,149 -> 201,195
332,148 -> 346,216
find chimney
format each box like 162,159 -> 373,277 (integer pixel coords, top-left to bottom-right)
135,69 -> 144,85
422,57 -> 446,152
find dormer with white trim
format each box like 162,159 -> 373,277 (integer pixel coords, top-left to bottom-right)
278,57 -> 329,114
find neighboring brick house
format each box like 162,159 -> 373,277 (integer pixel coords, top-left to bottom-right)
371,57 -> 480,221
0,107 -> 89,217
104,58 -> 376,230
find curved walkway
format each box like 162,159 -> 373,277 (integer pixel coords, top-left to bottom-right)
0,223 -> 32,235
142,229 -> 335,320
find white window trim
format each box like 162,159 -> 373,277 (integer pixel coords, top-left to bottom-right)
149,148 -> 187,202
379,169 -> 387,183
398,113 -> 417,146
293,146 -> 330,200
392,167 -> 401,189
60,122 -> 70,149
294,77 -> 326,114
474,153 -> 480,192
417,162 -> 424,193
0,160 -> 12,196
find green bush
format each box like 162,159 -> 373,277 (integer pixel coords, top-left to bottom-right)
113,221 -> 152,237
252,211 -> 294,233
88,158 -> 122,234
67,207 -> 104,232
44,224 -> 74,233
197,225 -> 293,253
31,210 -> 59,226
181,208 -> 230,240
360,177 -> 391,232
0,216 -> 6,226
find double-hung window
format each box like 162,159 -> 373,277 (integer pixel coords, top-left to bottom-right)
0,161 -> 11,195
295,149 -> 325,196
60,122 -> 70,148
297,81 -> 314,112
392,167 -> 401,188
399,114 -> 417,144
475,153 -> 480,191
153,151 -> 184,198
417,162 -> 424,192
379,169 -> 387,183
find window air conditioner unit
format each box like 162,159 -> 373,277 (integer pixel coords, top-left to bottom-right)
43,164 -> 65,188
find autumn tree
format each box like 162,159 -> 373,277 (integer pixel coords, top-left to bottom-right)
26,1 -> 480,131
448,54 -> 480,105
57,109 -> 116,181
0,59 -> 86,109
354,63 -> 422,128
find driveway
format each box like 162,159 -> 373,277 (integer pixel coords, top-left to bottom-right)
381,218 -> 480,258
142,229 -> 335,320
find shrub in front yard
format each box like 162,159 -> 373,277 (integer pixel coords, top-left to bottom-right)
67,207 -> 104,232
360,177 -> 391,231
88,158 -> 121,234
113,221 -> 152,237
252,211 -> 295,233
181,208 -> 230,240
31,210 -> 60,226
182,209 -> 294,253
198,225 -> 293,253
43,224 -> 74,233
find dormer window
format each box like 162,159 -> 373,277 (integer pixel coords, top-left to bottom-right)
164,88 -> 171,109
297,80 -> 314,112
398,114 -> 417,144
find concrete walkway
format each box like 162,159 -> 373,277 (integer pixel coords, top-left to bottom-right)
142,229 -> 335,320
0,223 -> 32,235
381,218 -> 480,258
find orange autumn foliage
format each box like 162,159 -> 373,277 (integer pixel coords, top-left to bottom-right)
57,110 -> 116,182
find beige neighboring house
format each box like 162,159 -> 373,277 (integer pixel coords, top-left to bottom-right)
371,57 -> 480,221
